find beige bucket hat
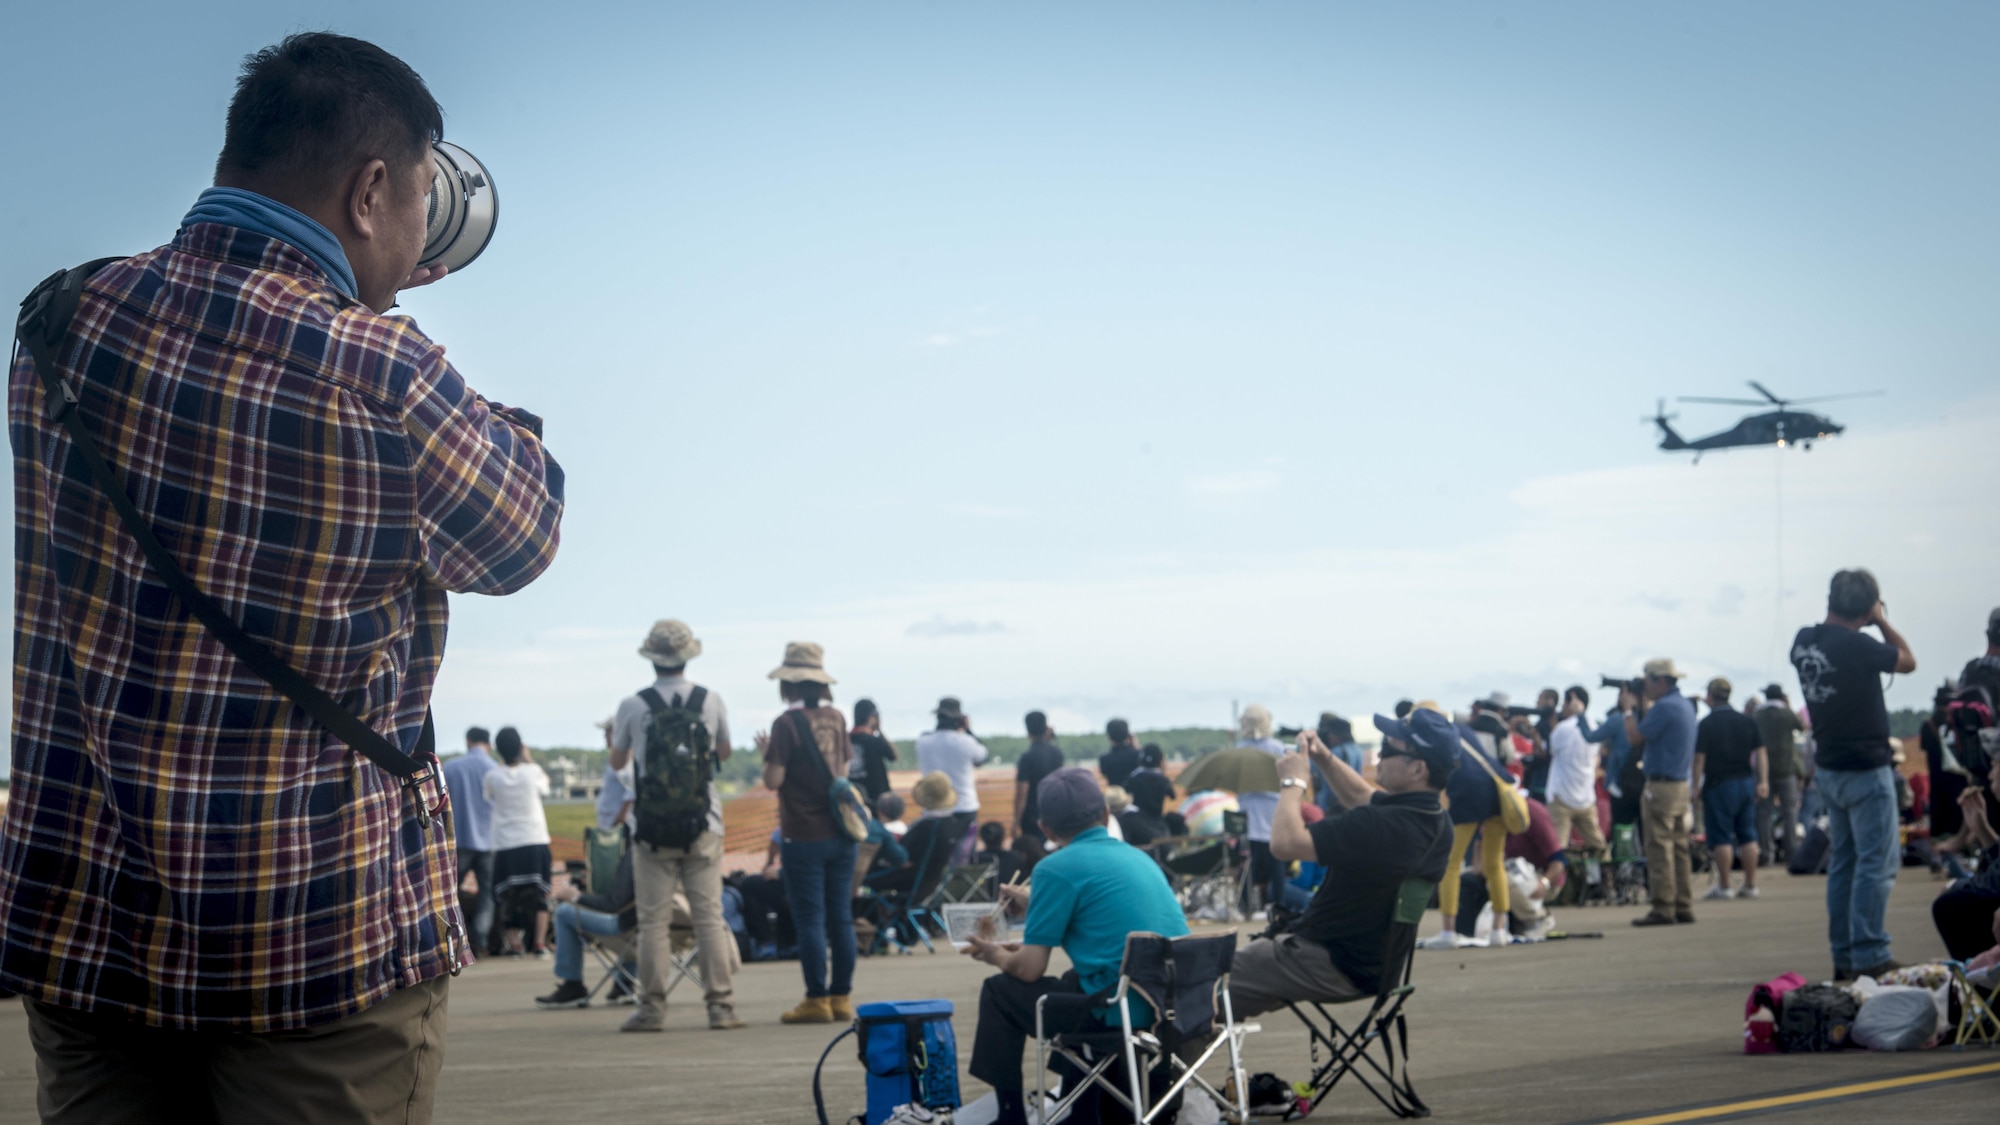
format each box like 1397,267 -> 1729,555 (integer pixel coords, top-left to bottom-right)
1643,658 -> 1685,681
912,771 -> 958,812
768,641 -> 836,685
638,619 -> 702,666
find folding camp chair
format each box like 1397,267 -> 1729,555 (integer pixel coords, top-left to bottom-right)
936,863 -> 997,906
1153,837 -> 1240,922
1280,878 -> 1436,1119
875,825 -> 957,954
1034,932 -> 1256,1125
1947,961 -> 2000,1048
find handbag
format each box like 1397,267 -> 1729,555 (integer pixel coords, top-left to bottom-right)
15,260 -> 440,817
790,710 -> 873,843
1464,733 -> 1531,834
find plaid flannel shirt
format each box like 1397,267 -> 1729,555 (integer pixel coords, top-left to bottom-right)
2,223 -> 564,1031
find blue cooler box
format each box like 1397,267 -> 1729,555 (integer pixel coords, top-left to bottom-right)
857,999 -> 959,1125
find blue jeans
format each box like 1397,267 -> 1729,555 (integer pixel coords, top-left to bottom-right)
782,837 -> 858,998
1819,766 -> 1898,971
552,900 -> 627,984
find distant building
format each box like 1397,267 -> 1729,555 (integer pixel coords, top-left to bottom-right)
543,755 -> 603,802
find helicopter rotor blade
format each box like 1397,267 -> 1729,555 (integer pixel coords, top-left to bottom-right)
1746,380 -> 1787,405
1678,396 -> 1768,406
1785,391 -> 1885,406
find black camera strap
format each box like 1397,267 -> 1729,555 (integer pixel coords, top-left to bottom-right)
14,259 -> 438,816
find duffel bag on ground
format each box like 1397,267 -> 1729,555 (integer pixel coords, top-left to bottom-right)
1779,984 -> 1859,1052
1852,987 -> 1941,1051
1788,825 -> 1830,876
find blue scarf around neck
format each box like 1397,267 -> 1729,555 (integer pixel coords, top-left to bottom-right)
180,187 -> 359,299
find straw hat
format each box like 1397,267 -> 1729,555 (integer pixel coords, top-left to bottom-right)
1643,658 -> 1685,680
638,619 -> 702,666
1238,702 -> 1273,741
912,771 -> 958,812
1104,785 -> 1133,816
768,641 -> 836,685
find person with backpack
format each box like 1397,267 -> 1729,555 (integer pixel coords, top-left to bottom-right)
607,618 -> 743,1032
1754,685 -> 1808,863
757,642 -> 863,1025
1790,568 -> 1918,981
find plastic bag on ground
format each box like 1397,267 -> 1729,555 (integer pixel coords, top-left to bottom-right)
1852,988 -> 1941,1051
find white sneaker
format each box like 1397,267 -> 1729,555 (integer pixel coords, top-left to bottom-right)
1737,885 -> 1760,900
1702,885 -> 1735,901
1415,930 -> 1466,951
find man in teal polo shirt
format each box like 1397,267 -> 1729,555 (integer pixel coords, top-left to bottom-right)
963,767 -> 1187,1125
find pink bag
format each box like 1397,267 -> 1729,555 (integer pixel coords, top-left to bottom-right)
1745,972 -> 1808,1054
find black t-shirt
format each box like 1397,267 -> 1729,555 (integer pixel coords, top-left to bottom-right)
1099,743 -> 1140,789
1290,790 -> 1452,995
1126,768 -> 1176,819
1015,740 -> 1065,833
1696,708 -> 1763,782
851,731 -> 898,801
1791,623 -> 1898,771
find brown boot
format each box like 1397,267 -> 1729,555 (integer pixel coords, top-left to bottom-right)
780,996 -> 834,1024
829,994 -> 855,1021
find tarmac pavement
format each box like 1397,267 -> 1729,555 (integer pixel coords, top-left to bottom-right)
0,865 -> 1993,1122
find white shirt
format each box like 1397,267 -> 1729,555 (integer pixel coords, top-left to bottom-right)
915,728 -> 988,816
1547,715 -> 1598,811
1235,737 -> 1288,843
482,762 -> 552,851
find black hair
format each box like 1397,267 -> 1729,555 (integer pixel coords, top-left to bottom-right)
494,726 -> 523,765
1105,718 -> 1131,744
1025,710 -> 1049,739
978,821 -> 1006,850
1420,755 -> 1455,791
1317,713 -> 1352,743
651,663 -> 686,677
1139,743 -> 1165,769
465,726 -> 489,745
854,698 -> 878,727
876,792 -> 905,821
1827,568 -> 1880,620
1564,685 -> 1590,710
1393,700 -> 1414,720
216,33 -> 443,200
781,680 -> 831,707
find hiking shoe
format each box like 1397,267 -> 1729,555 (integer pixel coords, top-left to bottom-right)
1736,885 -> 1760,900
607,977 -> 638,1006
829,994 -> 855,1022
620,1004 -> 666,1033
1856,960 -> 1901,980
1674,911 -> 1697,924
708,1005 -> 747,1031
781,996 -> 835,1024
1833,967 -> 1856,982
1702,885 -> 1735,901
1631,912 -> 1676,928
1416,930 -> 1468,950
534,980 -> 590,1010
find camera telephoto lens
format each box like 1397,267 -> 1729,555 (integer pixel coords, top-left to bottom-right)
419,141 -> 498,274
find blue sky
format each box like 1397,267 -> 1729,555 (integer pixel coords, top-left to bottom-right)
4,2 -> 1996,749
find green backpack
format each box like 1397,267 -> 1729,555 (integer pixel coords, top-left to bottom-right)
633,686 -> 713,850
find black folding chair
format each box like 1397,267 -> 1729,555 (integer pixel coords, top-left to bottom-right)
873,823 -> 958,954
1282,878 -> 1436,1119
1034,932 -> 1255,1125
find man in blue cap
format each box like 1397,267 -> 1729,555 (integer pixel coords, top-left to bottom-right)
1219,710 -> 1457,1015
963,767 -> 1187,1125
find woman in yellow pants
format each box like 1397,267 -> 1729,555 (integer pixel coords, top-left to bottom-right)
1417,706 -> 1513,949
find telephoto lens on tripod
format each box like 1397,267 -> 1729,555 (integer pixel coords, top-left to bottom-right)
419,141 -> 497,274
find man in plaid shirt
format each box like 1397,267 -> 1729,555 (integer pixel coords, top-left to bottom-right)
3,35 -> 562,1122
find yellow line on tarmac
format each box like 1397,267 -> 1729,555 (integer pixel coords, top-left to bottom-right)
1598,1060 -> 2000,1125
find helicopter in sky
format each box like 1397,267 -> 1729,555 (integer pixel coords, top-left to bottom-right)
1648,381 -> 1881,462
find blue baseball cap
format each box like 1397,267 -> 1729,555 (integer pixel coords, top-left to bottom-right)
1372,709 -> 1459,785
1036,767 -> 1107,837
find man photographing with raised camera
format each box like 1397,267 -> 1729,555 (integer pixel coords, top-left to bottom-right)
3,33 -> 562,1123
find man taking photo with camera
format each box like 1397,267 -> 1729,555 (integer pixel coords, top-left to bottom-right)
3,34 -> 563,1123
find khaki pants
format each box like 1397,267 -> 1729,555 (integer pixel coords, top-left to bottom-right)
26,975 -> 447,1125
634,830 -> 735,1012
1547,796 -> 1608,858
1641,780 -> 1694,916
1226,934 -> 1368,1018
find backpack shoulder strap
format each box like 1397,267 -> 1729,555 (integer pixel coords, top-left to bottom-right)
687,685 -> 708,713
638,687 -> 668,714
14,259 -> 435,798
